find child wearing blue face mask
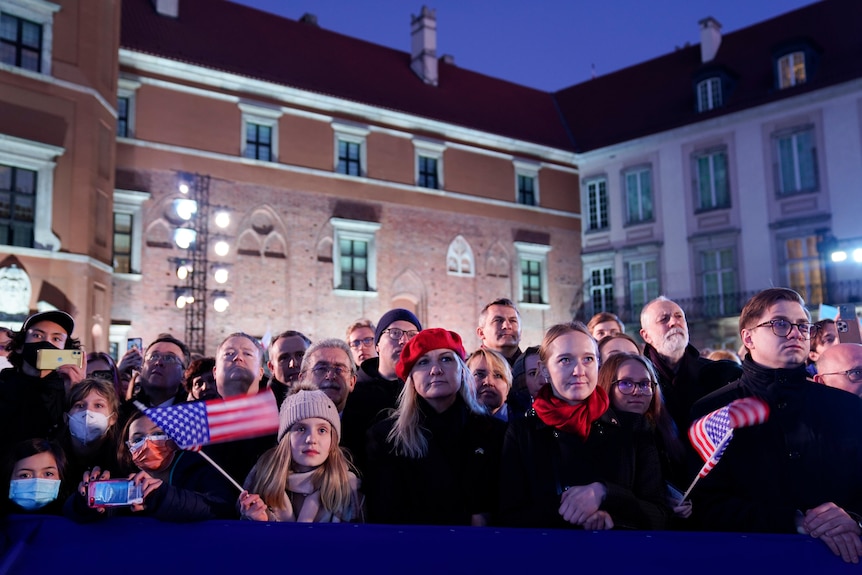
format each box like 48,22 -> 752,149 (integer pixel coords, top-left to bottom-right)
2,438 -> 68,516
60,378 -> 121,485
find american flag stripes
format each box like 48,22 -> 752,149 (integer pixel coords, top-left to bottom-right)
688,397 -> 770,478
135,391 -> 279,450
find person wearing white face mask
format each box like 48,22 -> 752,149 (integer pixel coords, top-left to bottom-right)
3,438 -> 68,515
59,378 -> 121,486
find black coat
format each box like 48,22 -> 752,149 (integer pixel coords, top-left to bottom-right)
690,358 -> 862,532
499,406 -> 669,530
364,395 -> 506,526
0,368 -> 67,457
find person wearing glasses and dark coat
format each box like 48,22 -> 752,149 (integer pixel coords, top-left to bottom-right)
691,288 -> 862,564
499,322 -> 669,531
341,309 -> 422,476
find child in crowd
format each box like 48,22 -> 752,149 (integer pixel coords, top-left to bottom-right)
66,411 -> 236,522
240,386 -> 362,522
3,438 -> 68,516
60,378 -> 121,485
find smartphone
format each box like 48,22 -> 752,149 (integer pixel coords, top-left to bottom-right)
87,479 -> 144,508
127,337 -> 142,352
35,348 -> 84,370
837,304 -> 862,344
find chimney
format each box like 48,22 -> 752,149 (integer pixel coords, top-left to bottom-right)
411,6 -> 438,86
699,17 -> 722,63
151,0 -> 178,18
299,13 -> 318,26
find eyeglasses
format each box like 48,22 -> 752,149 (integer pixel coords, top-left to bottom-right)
752,319 -> 817,340
382,328 -> 419,341
818,369 -> 862,383
612,379 -> 654,395
126,434 -> 169,451
308,364 -> 351,378
349,337 -> 375,349
145,352 -> 182,365
90,370 -> 114,381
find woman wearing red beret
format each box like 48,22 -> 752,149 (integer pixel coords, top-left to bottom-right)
363,328 -> 506,526
499,321 -> 668,530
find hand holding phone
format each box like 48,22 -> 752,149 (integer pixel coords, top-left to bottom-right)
127,338 -> 142,352
35,348 -> 84,370
87,479 -> 144,508
837,304 -> 862,344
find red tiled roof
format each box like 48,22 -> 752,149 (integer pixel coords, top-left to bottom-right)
120,0 -> 575,151
554,0 -> 862,151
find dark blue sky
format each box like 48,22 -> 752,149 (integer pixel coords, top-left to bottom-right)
231,0 -> 815,91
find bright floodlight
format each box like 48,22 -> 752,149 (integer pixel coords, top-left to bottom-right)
853,248 -> 862,263
215,211 -> 231,229
173,199 -> 197,221
213,296 -> 229,313
831,251 -> 848,263
214,240 -> 230,257
174,228 -> 196,249
178,182 -> 190,194
214,267 -> 229,284
176,264 -> 192,280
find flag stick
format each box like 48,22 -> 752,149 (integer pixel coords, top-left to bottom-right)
197,449 -> 244,493
678,429 -> 734,505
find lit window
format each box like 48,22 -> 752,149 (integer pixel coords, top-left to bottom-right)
113,213 -> 132,273
778,52 -> 806,89
113,189 -> 150,276
785,236 -> 824,305
623,167 -> 653,224
693,148 -> 730,210
696,77 -> 722,112
775,127 -> 817,195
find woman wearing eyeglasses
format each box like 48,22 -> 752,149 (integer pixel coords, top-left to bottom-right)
65,411 -> 236,522
597,353 -> 691,523
499,322 -> 668,530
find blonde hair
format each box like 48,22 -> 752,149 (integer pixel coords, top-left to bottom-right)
387,354 -> 486,459
466,348 -> 513,392
245,384 -> 358,521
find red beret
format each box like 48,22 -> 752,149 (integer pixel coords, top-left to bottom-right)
396,328 -> 466,381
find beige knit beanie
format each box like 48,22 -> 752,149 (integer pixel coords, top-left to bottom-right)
278,388 -> 341,442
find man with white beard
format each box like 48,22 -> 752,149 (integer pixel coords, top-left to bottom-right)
639,296 -> 741,433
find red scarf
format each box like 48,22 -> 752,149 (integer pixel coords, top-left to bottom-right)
532,383 -> 609,440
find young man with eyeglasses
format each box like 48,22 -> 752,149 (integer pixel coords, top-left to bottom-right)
692,288 -> 862,564
266,330 -> 311,410
345,319 -> 378,369
815,343 -> 862,398
341,308 -> 422,475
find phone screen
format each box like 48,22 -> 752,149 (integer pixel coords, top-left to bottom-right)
127,338 -> 143,351
88,480 -> 144,507
837,304 -> 862,344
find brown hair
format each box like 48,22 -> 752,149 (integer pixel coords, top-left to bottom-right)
597,332 -> 641,358
538,321 -> 596,365
587,312 -> 624,335
810,318 -> 836,353
738,287 -> 809,331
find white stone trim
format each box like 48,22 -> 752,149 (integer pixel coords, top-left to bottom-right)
113,188 -> 151,275
330,217 -> 381,292
239,101 -> 282,162
514,241 -> 552,305
0,0 -> 60,75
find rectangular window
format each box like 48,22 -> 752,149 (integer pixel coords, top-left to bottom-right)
0,13 -> 42,72
517,174 -> 537,206
590,267 -> 614,316
628,259 -> 659,318
624,167 -> 653,224
0,164 -> 36,247
337,140 -> 362,176
697,77 -> 722,112
338,238 -> 369,291
117,96 -> 129,138
785,236 -> 824,305
776,128 -> 817,195
778,52 -> 806,89
694,149 -> 730,210
113,212 -> 133,273
521,259 -> 543,304
418,155 -> 439,189
243,123 -> 272,161
586,178 -> 609,231
701,248 -> 735,316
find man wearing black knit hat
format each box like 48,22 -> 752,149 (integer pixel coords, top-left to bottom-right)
341,308 -> 421,475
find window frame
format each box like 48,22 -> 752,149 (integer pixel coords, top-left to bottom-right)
116,77 -> 141,139
331,217 -> 380,295
627,257 -> 660,319
699,246 -> 737,317
332,121 -> 369,177
696,77 -> 722,112
622,165 -> 653,225
239,102 -> 282,163
514,160 -> 540,207
584,177 -> 609,232
112,189 -> 150,277
777,51 -> 806,89
588,265 -> 615,318
413,138 -> 445,190
0,134 -> 63,251
692,147 -> 731,211
773,125 -> 818,197
0,0 -> 58,76
514,241 -> 551,308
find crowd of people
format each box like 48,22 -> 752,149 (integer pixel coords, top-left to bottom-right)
2,289 -> 862,563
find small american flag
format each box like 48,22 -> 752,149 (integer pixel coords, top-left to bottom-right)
688,397 -> 770,477
136,391 -> 279,450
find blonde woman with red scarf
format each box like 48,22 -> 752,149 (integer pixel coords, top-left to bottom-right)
499,321 -> 669,530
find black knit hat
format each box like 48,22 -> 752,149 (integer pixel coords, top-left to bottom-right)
374,309 -> 422,344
